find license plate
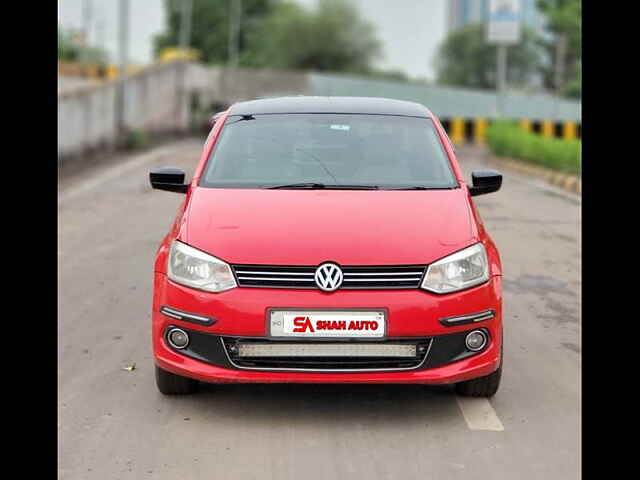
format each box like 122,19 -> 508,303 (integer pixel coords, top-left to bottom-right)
269,310 -> 386,338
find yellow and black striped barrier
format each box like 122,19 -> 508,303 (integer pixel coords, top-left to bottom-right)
486,155 -> 581,195
442,117 -> 581,145
441,117 -> 582,195
59,61 -> 145,82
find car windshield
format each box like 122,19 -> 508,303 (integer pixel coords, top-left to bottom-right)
199,114 -> 458,189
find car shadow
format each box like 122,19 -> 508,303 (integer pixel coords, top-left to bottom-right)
174,383 -> 460,427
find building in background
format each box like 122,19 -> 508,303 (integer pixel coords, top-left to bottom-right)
447,0 -> 546,35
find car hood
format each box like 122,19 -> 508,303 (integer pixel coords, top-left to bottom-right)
183,187 -> 478,265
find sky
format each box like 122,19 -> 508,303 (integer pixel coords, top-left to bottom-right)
57,0 -> 447,81
58,0 -> 166,66
296,0 -> 447,80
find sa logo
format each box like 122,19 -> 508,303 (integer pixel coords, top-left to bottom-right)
292,316 -> 315,333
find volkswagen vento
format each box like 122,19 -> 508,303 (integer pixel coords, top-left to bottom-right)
149,96 -> 503,396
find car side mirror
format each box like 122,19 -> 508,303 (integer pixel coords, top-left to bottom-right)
469,169 -> 502,196
149,167 -> 189,193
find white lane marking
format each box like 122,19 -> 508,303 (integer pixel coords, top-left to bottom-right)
456,396 -> 505,431
58,140 -> 201,204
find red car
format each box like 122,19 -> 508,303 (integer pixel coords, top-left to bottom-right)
150,97 -> 503,397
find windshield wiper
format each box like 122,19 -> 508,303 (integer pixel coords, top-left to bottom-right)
383,186 -> 454,190
330,184 -> 380,190
266,182 -> 327,189
266,183 -> 379,190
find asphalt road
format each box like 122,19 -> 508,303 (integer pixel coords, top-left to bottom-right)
58,139 -> 580,480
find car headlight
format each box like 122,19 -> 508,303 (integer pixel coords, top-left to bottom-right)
421,243 -> 489,294
167,240 -> 237,293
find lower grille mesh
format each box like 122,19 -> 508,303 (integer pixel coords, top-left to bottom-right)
223,338 -> 432,371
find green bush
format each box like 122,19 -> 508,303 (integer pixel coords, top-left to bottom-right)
125,129 -> 148,150
486,121 -> 581,175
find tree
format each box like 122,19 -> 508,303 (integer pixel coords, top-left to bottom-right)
242,0 -> 381,73
58,28 -> 80,62
561,59 -> 580,98
154,0 -> 383,75
537,0 -> 581,98
58,27 -> 109,66
435,24 -> 542,90
153,0 -> 276,65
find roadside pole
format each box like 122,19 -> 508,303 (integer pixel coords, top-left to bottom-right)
179,0 -> 193,51
228,0 -> 242,68
554,33 -> 568,95
95,8 -> 105,57
115,0 -> 130,145
496,44 -> 507,117
178,0 -> 194,132
487,0 -> 522,119
80,0 -> 93,68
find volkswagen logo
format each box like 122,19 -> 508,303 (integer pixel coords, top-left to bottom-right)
314,263 -> 344,292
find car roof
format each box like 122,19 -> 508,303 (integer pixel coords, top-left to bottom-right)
227,96 -> 433,118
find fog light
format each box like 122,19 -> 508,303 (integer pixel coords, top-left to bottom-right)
465,330 -> 487,351
167,328 -> 189,349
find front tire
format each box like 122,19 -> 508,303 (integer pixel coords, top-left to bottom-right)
455,344 -> 503,398
155,365 -> 198,395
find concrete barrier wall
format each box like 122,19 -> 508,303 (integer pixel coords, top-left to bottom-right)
57,62 -> 310,162
58,61 -> 582,162
310,73 -> 582,122
123,62 -> 189,132
58,81 -> 117,159
215,68 -> 310,104
58,62 -> 191,162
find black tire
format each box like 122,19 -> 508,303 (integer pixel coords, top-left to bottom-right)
155,365 -> 198,395
455,343 -> 503,398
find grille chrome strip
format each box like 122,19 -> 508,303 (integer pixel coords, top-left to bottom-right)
159,305 -> 217,326
235,271 -> 314,276
232,264 -> 427,290
237,277 -> 316,281
439,309 -> 496,327
343,272 -> 424,276
342,277 -> 423,282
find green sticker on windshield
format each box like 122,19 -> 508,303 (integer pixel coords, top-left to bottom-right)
330,124 -> 351,131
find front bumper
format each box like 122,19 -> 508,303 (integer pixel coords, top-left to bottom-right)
152,273 -> 502,384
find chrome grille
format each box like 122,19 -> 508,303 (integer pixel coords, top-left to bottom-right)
231,264 -> 426,289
